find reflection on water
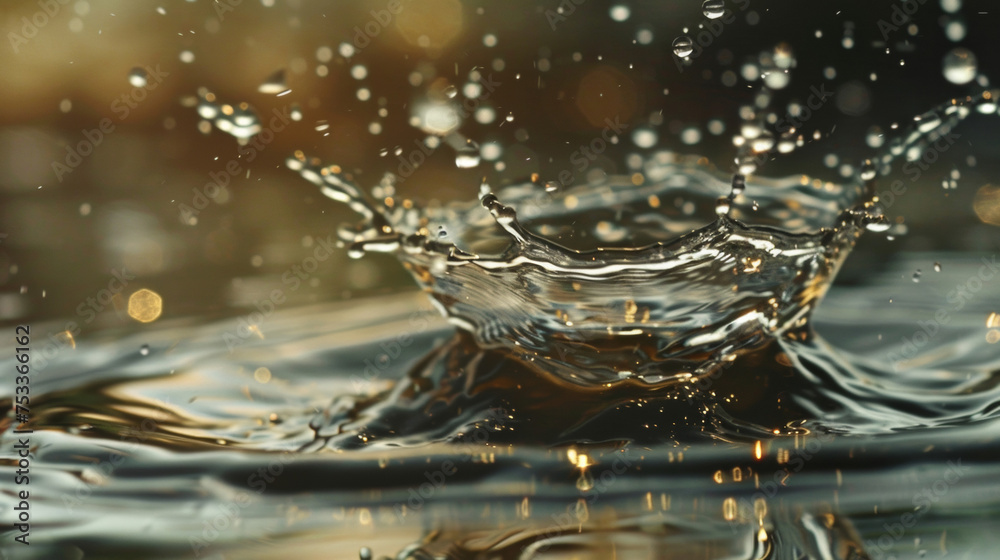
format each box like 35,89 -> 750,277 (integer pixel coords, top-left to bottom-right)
4,254 -> 1000,559
2,1 -> 1000,559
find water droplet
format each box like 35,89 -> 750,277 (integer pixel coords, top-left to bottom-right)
702,0 -> 725,19
914,110 -> 941,133
258,69 -> 287,94
860,160 -> 877,181
437,226 -> 448,238
609,4 -> 630,22
750,132 -> 775,153
633,128 -> 658,148
672,36 -> 694,58
715,197 -> 731,216
139,344 -> 150,356
777,136 -> 796,154
681,127 -> 702,145
941,0 -> 962,14
741,123 -> 762,139
934,262 -> 942,272
912,270 -> 922,283
864,217 -> 891,232
737,155 -> 758,175
128,67 -> 148,88
351,64 -> 368,80
443,84 -> 458,98
731,174 -> 746,196
944,19 -> 967,42
866,126 -> 885,148
943,47 -> 977,85
359,547 -> 373,560
455,141 -> 481,168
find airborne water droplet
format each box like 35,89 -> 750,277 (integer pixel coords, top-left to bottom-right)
455,141 -> 481,168
942,47 -> 977,85
860,160 -> 877,181
934,262 -> 942,272
672,36 -> 695,58
715,196 -> 731,216
258,69 -> 287,95
864,217 -> 891,232
702,0 -> 725,19
912,270 -> 922,283
914,110 -> 941,133
866,126 -> 885,148
609,4 -> 631,22
139,344 -> 150,356
737,155 -> 758,175
128,67 -> 148,88
731,174 -> 746,196
750,132 -> 775,153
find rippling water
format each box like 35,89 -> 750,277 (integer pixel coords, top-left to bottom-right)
3,1 -> 1000,559
4,251 -> 1000,559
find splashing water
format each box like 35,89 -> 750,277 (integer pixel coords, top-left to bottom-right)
5,3 -> 1000,559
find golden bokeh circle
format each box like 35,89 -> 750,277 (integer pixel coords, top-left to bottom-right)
128,289 -> 163,323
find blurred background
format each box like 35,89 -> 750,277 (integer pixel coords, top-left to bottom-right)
1,0 -> 998,338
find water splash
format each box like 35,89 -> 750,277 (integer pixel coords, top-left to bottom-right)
283,85 -> 999,454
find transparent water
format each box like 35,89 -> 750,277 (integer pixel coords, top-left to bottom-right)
2,1 -> 1000,559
